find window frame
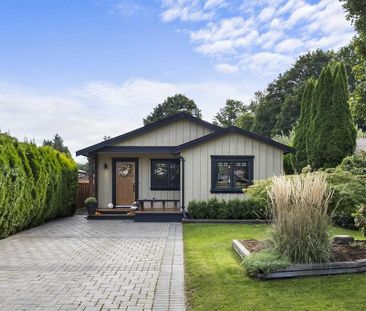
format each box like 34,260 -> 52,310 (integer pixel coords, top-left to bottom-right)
210,155 -> 254,193
150,159 -> 180,191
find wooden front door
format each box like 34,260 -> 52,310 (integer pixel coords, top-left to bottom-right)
114,160 -> 137,206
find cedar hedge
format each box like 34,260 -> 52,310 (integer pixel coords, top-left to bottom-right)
0,133 -> 78,239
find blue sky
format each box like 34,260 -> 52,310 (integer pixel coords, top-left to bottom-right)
0,0 -> 355,159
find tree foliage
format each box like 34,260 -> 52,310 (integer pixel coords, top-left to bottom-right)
143,94 -> 201,125
340,0 -> 366,130
43,134 -> 71,155
251,50 -> 334,136
236,112 -> 255,130
213,99 -> 245,127
295,62 -> 356,170
293,79 -> 315,171
0,133 -> 78,239
327,62 -> 357,166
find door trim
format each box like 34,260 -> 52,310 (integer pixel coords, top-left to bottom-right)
112,158 -> 139,206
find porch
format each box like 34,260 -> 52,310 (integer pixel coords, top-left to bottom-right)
87,202 -> 183,222
86,148 -> 184,222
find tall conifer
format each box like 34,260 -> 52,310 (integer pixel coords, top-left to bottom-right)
293,78 -> 315,171
325,62 -> 357,166
307,66 -> 335,169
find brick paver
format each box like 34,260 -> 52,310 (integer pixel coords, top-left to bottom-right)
0,216 -> 185,310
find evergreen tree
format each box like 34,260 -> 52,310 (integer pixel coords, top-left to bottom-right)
43,134 -> 71,156
308,65 -> 335,169
293,78 -> 315,171
326,62 -> 357,166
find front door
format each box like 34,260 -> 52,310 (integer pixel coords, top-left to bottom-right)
114,159 -> 137,206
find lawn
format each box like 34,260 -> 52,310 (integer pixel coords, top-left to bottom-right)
184,224 -> 366,311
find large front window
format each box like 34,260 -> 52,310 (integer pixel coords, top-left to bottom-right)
151,159 -> 180,190
211,156 -> 254,193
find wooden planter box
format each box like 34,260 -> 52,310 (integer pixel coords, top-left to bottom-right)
232,240 -> 366,280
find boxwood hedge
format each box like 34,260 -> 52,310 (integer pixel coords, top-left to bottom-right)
0,133 -> 78,239
187,198 -> 267,220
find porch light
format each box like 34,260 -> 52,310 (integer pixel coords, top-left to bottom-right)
104,163 -> 108,170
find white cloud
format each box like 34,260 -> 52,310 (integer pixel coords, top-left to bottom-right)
258,7 -> 275,22
0,79 -> 254,159
214,63 -> 240,73
275,38 -> 304,53
160,0 -> 356,75
160,0 -> 215,22
241,52 -> 293,76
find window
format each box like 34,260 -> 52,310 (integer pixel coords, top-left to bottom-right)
151,159 -> 180,190
211,156 -> 254,193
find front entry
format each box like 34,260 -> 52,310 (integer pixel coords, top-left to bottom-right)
113,159 -> 138,206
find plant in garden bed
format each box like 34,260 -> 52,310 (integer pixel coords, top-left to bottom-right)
187,198 -> 266,220
243,249 -> 290,275
268,174 -> 333,264
353,204 -> 366,237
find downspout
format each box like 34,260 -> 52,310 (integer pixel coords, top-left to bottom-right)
179,155 -> 185,216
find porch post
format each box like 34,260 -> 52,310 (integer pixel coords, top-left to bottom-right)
87,154 -> 97,198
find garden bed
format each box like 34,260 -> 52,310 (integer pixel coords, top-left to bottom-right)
233,239 -> 366,280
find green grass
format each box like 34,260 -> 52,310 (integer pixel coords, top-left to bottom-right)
184,224 -> 366,311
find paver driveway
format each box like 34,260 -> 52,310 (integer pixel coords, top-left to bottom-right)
0,216 -> 185,311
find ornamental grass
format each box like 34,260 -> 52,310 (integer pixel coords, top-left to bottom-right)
268,174 -> 333,264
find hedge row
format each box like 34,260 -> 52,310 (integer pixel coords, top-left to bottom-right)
187,198 -> 267,220
0,133 -> 78,239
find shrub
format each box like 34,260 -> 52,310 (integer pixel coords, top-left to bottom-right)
246,170 -> 366,229
326,170 -> 366,229
187,198 -> 265,219
0,133 -> 78,239
243,249 -> 290,275
268,174 -> 332,264
84,197 -> 97,205
338,152 -> 366,175
353,204 -> 366,237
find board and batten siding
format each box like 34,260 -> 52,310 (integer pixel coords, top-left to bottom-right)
97,153 -> 180,208
97,119 -> 213,208
113,119 -> 213,147
181,133 -> 284,204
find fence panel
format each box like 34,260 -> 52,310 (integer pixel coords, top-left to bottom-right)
77,180 -> 91,209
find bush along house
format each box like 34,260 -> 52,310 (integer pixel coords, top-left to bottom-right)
76,112 -> 293,221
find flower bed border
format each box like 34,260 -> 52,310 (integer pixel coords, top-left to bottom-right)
232,240 -> 366,280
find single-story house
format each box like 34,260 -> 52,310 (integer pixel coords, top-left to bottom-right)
76,112 -> 293,220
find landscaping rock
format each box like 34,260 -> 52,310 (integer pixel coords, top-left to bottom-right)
331,235 -> 355,245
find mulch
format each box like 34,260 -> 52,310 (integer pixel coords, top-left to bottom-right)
239,239 -> 366,262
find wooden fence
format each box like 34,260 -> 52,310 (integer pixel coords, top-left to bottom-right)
77,180 -> 92,209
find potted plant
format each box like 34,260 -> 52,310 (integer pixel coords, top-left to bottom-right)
85,197 -> 98,216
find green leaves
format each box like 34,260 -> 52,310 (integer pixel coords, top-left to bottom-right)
143,94 -> 201,125
0,133 -> 78,239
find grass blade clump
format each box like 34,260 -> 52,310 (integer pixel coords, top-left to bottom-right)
268,174 -> 333,264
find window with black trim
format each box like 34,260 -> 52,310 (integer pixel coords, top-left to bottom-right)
211,156 -> 254,193
151,159 -> 180,190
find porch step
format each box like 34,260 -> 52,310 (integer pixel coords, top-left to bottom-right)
96,208 -> 131,215
87,214 -> 134,220
134,212 -> 183,222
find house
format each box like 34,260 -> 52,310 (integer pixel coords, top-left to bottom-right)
76,112 -> 293,220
